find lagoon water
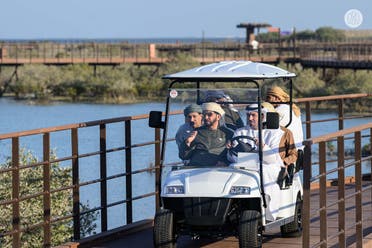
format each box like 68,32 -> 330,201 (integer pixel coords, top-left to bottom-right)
1,97 -> 371,233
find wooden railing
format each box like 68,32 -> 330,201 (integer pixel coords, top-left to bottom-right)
302,122 -> 372,248
296,93 -> 372,139
0,93 -> 371,247
297,93 -> 372,247
0,115 -> 163,247
1,40 -> 372,66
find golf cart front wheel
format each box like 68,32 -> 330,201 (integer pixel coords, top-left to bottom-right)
153,209 -> 177,248
238,210 -> 262,248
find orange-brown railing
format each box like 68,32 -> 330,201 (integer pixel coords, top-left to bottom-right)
1,40 -> 372,66
302,122 -> 372,248
0,114 -> 164,247
0,93 -> 371,247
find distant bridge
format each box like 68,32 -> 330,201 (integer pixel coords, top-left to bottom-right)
1,41 -> 372,70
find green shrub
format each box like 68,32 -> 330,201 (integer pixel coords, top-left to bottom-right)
0,149 -> 97,247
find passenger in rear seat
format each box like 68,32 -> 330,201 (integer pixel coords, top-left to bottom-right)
261,102 -> 298,187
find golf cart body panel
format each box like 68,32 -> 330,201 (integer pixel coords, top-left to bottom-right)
162,167 -> 261,198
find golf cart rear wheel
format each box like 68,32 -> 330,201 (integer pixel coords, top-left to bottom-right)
238,210 -> 262,248
281,196 -> 302,237
153,209 -> 176,248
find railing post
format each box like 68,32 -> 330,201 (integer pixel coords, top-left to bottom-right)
337,136 -> 346,248
125,120 -> 133,224
12,137 -> 20,247
302,142 -> 312,248
155,128 -> 161,211
109,44 -> 112,63
57,43 -> 60,63
201,41 -> 205,63
43,133 -> 51,247
135,44 -> 138,63
71,43 -> 74,63
51,43 -> 54,62
71,128 -> 80,240
29,46 -> 32,63
15,44 -> 18,64
370,128 -> 372,204
338,99 -> 344,130
354,131 -> 362,247
319,141 -> 327,248
100,124 -> 108,232
43,42 -> 46,63
305,102 -> 312,139
96,43 -> 99,64
293,28 -> 297,59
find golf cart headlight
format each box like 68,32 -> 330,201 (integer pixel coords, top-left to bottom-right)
166,185 -> 184,194
230,186 -> 251,195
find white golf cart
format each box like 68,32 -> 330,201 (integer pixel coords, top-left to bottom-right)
149,61 -> 303,248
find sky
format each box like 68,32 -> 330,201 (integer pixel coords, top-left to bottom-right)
0,0 -> 371,39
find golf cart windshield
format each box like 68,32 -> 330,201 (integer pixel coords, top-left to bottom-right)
163,83 -> 259,169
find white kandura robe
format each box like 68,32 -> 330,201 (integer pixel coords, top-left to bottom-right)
228,126 -> 284,221
276,104 -> 304,149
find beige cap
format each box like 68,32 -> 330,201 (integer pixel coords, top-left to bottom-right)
202,102 -> 225,116
267,86 -> 289,101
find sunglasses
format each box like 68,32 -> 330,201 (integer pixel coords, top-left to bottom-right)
203,111 -> 215,117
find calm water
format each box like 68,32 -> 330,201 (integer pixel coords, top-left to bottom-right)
0,97 -> 371,232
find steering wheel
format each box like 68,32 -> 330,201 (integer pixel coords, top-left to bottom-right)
230,135 -> 256,143
230,135 -> 256,155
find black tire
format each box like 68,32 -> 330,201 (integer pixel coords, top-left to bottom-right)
281,195 -> 302,237
238,210 -> 262,248
153,209 -> 176,248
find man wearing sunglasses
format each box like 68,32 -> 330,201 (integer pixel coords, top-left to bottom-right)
179,102 -> 233,167
204,90 -> 244,130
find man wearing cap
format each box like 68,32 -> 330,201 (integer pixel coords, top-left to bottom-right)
204,90 -> 244,130
228,103 -> 283,221
261,102 -> 297,166
179,102 -> 233,167
262,102 -> 298,187
266,86 -> 304,149
175,104 -> 203,150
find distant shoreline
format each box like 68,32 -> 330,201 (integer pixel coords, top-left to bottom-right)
0,37 -> 246,44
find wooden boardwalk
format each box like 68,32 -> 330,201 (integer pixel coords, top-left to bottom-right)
2,41 -> 372,70
73,180 -> 372,248
0,56 -> 283,66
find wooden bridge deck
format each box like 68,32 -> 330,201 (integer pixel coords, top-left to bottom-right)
2,41 -> 372,70
0,56 -> 283,66
71,179 -> 372,248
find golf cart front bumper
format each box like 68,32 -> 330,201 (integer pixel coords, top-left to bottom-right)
163,197 -> 232,226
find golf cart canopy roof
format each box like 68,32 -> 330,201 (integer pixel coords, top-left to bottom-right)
163,61 -> 296,80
